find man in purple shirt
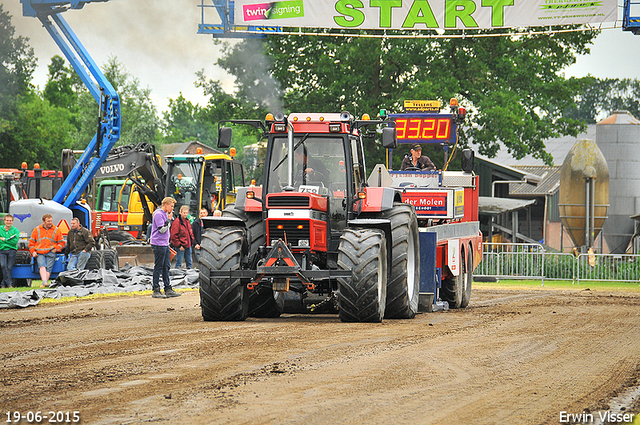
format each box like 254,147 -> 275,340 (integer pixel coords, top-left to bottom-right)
150,197 -> 181,298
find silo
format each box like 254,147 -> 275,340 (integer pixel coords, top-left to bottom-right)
596,111 -> 640,254
559,139 -> 609,249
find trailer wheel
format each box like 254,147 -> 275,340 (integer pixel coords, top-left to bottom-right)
381,203 -> 420,319
86,250 -> 104,271
337,228 -> 387,323
441,247 -> 465,309
460,244 -> 473,308
199,227 -> 249,321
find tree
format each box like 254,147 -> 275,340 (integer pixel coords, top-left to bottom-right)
73,56 -> 161,149
0,4 -> 38,166
12,94 -> 76,169
0,4 -> 36,112
43,55 -> 80,111
217,28 -> 599,166
566,77 -> 640,123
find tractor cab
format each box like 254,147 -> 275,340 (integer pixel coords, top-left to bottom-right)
165,153 -> 245,216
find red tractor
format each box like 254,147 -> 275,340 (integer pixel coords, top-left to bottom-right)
199,112 -> 417,322
199,107 -> 482,322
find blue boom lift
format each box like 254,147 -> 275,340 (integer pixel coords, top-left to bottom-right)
9,0 -> 121,284
624,0 -> 640,34
20,0 -> 121,227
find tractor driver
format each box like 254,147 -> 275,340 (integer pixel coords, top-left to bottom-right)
401,144 -> 436,171
293,145 -> 330,186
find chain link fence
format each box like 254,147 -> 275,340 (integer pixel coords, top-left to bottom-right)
476,243 -> 639,284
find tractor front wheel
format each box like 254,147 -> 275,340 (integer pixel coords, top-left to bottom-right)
199,227 -> 249,321
337,228 -> 387,323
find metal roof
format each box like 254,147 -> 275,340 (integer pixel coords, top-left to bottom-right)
508,165 -> 561,197
478,197 -> 536,216
469,124 -> 597,167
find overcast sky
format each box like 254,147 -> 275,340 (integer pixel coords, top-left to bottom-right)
5,1 -> 640,114
6,0 -> 236,113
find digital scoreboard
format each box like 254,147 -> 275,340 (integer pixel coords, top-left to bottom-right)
389,113 -> 457,144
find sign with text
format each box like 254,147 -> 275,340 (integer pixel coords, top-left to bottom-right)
401,188 -> 466,219
234,0 -> 617,30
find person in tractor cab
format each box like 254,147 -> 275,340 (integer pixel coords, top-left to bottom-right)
294,145 -> 330,186
65,217 -> 95,271
170,205 -> 194,270
401,144 -> 436,171
28,214 -> 65,288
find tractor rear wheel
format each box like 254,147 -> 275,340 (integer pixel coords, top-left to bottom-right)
441,246 -> 466,309
381,203 -> 420,319
337,228 -> 387,323
199,227 -> 249,321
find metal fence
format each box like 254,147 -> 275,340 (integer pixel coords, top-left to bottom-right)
476,243 -> 639,284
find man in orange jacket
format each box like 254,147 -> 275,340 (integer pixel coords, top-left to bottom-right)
28,214 -> 65,288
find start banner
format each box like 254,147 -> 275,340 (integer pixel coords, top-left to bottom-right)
234,0 -> 617,30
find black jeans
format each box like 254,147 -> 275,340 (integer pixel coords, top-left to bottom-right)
0,249 -> 16,288
151,245 -> 171,291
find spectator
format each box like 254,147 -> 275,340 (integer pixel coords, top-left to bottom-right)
0,214 -> 20,288
401,144 -> 436,171
192,208 -> 208,266
65,218 -> 95,271
170,205 -> 194,269
28,214 -> 65,288
150,197 -> 181,299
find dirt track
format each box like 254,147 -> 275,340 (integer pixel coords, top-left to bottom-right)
2,286 -> 640,424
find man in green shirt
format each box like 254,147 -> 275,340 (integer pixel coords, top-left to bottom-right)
0,214 -> 20,288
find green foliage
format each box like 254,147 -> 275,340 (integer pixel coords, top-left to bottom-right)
565,76 -> 640,123
43,55 -> 80,112
215,28 -> 598,167
0,6 -> 64,169
9,93 -> 76,169
0,5 -> 36,112
73,56 -> 161,149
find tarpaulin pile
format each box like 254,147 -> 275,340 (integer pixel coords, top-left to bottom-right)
0,265 -> 199,309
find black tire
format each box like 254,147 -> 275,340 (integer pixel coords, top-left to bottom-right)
337,228 -> 387,323
223,208 -> 284,318
441,245 -> 465,309
103,249 -> 119,271
107,229 -> 134,242
460,244 -> 473,308
13,278 -> 32,288
381,203 -> 420,319
15,251 -> 31,265
199,227 -> 249,321
85,250 -> 104,271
